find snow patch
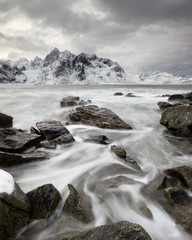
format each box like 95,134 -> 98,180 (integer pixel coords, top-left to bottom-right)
0,169 -> 14,195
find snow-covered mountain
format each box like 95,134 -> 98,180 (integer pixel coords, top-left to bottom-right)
0,48 -> 129,84
138,72 -> 192,84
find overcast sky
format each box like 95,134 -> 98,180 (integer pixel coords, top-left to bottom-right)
0,0 -> 192,75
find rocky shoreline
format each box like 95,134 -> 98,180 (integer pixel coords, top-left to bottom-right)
1,91 -> 192,239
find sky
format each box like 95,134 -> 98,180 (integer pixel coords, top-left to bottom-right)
0,0 -> 192,75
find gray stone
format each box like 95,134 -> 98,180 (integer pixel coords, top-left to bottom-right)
36,120 -> 75,144
114,92 -> 123,96
0,112 -> 13,128
164,187 -> 192,234
63,184 -> 93,223
0,151 -> 49,167
51,221 -> 152,240
165,165 -> 192,191
0,128 -> 42,153
0,179 -> 31,240
26,184 -> 62,219
69,105 -> 132,129
84,135 -> 109,145
160,105 -> 192,137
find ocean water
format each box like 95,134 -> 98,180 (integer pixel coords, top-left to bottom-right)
0,84 -> 192,240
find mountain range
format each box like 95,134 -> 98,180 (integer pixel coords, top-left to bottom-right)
0,48 -> 191,84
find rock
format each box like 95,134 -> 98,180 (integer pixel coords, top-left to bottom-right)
160,105 -> 192,137
168,92 -> 192,104
30,126 -> 41,135
165,165 -> 192,191
26,184 -> 62,219
0,112 -> 13,128
125,93 -> 136,97
114,92 -> 123,96
63,184 -> 93,223
164,187 -> 192,234
0,151 -> 49,167
111,145 -> 140,169
157,101 -> 182,111
0,172 -> 31,240
0,128 -> 42,153
69,105 -> 132,130
36,120 -> 75,144
94,176 -> 137,194
84,135 -> 109,145
60,96 -> 91,108
52,221 -> 152,240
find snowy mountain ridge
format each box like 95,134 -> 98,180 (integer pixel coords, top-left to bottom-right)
0,48 -> 128,84
0,49 -> 191,84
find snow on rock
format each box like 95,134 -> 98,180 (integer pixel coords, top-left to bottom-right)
0,49 -> 130,84
0,169 -> 14,194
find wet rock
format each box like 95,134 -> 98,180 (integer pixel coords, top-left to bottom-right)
26,184 -> 62,220
36,120 -> 75,144
168,92 -> 192,104
160,105 -> 192,137
69,105 -> 132,129
165,165 -> 192,191
114,92 -> 123,96
125,93 -> 136,97
0,151 -> 49,167
164,187 -> 192,234
52,221 -> 152,240
157,102 -> 182,111
0,128 -> 42,153
60,96 -> 91,108
0,176 -> 31,240
63,184 -> 93,223
84,135 -> 109,145
94,176 -> 137,194
0,112 -> 13,128
111,145 -> 140,169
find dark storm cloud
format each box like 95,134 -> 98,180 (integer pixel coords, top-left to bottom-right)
93,0 -> 192,24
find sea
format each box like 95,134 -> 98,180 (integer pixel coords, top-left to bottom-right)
1,84 -> 192,240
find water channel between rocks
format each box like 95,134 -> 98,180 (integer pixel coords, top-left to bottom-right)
1,84 -> 192,240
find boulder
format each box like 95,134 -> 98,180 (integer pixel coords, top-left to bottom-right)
0,112 -> 13,128
157,102 -> 181,111
84,135 -> 109,145
0,170 -> 31,240
0,128 -> 42,153
69,105 -> 132,129
168,92 -> 192,104
125,93 -> 136,97
111,145 -> 140,169
165,165 -> 192,191
114,92 -> 123,96
63,184 -> 93,223
60,96 -> 91,108
26,184 -> 62,219
160,105 -> 192,137
51,221 -> 152,240
36,120 -> 75,144
164,187 -> 192,234
0,151 -> 49,167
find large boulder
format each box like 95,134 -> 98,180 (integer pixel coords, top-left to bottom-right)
168,92 -> 192,104
26,184 -> 62,220
157,102 -> 181,111
0,170 -> 31,240
0,112 -> 13,128
164,187 -> 192,234
69,105 -> 132,129
160,105 -> 192,137
63,184 -> 93,223
36,120 -> 75,144
0,151 -> 49,167
60,96 -> 91,108
165,165 -> 192,191
51,221 -> 152,240
0,128 -> 42,153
